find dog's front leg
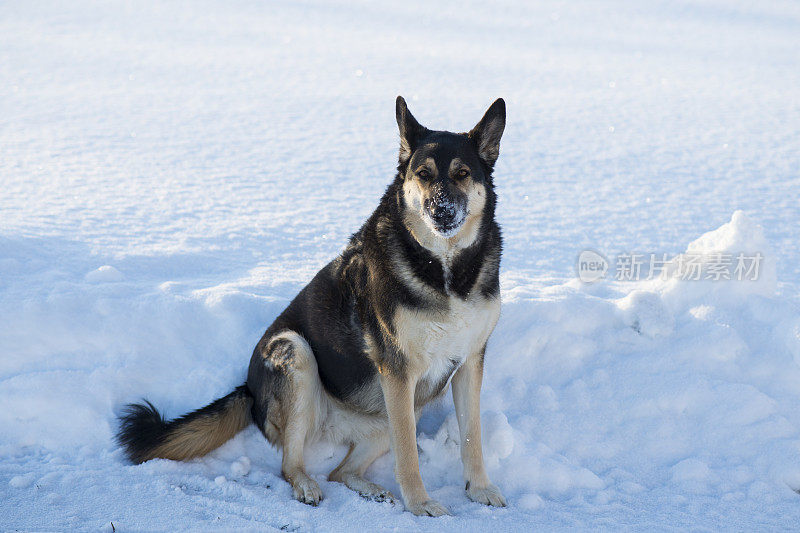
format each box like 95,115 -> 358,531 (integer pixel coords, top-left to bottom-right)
380,372 -> 450,516
451,348 -> 507,507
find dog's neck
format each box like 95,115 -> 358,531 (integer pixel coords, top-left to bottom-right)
401,208 -> 483,267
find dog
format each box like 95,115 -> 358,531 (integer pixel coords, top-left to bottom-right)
118,96 -> 507,516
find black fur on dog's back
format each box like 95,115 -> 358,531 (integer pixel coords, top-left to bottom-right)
117,385 -> 253,464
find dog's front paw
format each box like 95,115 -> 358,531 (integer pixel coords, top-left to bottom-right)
466,481 -> 507,507
290,473 -> 323,506
406,499 -> 450,517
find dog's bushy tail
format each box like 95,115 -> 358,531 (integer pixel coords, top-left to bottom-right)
117,385 -> 253,464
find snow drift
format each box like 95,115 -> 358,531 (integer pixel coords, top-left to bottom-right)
3,210 -> 800,531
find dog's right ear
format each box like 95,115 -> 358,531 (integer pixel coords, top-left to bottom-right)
469,98 -> 506,168
396,96 -> 426,164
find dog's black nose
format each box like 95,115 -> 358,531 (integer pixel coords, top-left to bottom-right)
424,188 -> 467,234
427,200 -> 456,225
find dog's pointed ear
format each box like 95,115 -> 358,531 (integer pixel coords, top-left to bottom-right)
469,98 -> 506,167
396,96 -> 426,163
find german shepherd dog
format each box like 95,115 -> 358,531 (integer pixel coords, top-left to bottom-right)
118,97 -> 507,516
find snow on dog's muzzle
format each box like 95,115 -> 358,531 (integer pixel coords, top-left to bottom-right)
423,189 -> 467,237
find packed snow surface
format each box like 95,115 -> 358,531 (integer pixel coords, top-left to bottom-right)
2,0 -> 800,531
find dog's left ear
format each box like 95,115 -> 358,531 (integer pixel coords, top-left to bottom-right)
469,98 -> 506,167
396,96 -> 427,163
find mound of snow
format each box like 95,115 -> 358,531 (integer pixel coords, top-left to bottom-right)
657,211 -> 777,309
230,456 -> 251,478
615,290 -> 674,338
85,265 -> 125,283
482,411 -> 515,464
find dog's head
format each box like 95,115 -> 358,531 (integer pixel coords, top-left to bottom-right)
395,97 -> 505,244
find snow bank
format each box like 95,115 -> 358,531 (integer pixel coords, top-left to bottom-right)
3,210 -> 800,530
658,210 -> 778,307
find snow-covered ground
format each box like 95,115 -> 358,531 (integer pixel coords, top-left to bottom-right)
2,0 -> 800,530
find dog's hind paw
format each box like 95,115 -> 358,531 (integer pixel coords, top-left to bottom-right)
466,482 -> 507,507
358,483 -> 397,504
406,499 -> 450,517
290,474 -> 323,506
331,472 -> 397,504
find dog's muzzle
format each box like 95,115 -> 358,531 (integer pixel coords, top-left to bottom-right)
423,191 -> 467,237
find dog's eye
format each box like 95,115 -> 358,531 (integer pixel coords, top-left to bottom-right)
417,169 -> 431,179
456,169 -> 469,179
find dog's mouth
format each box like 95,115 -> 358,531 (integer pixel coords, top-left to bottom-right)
423,197 -> 467,238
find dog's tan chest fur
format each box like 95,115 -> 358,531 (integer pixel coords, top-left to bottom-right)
393,295 -> 500,392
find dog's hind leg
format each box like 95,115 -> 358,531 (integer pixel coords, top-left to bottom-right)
257,330 -> 324,506
328,433 -> 396,503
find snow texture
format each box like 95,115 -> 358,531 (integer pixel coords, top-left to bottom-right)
2,0 -> 800,531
